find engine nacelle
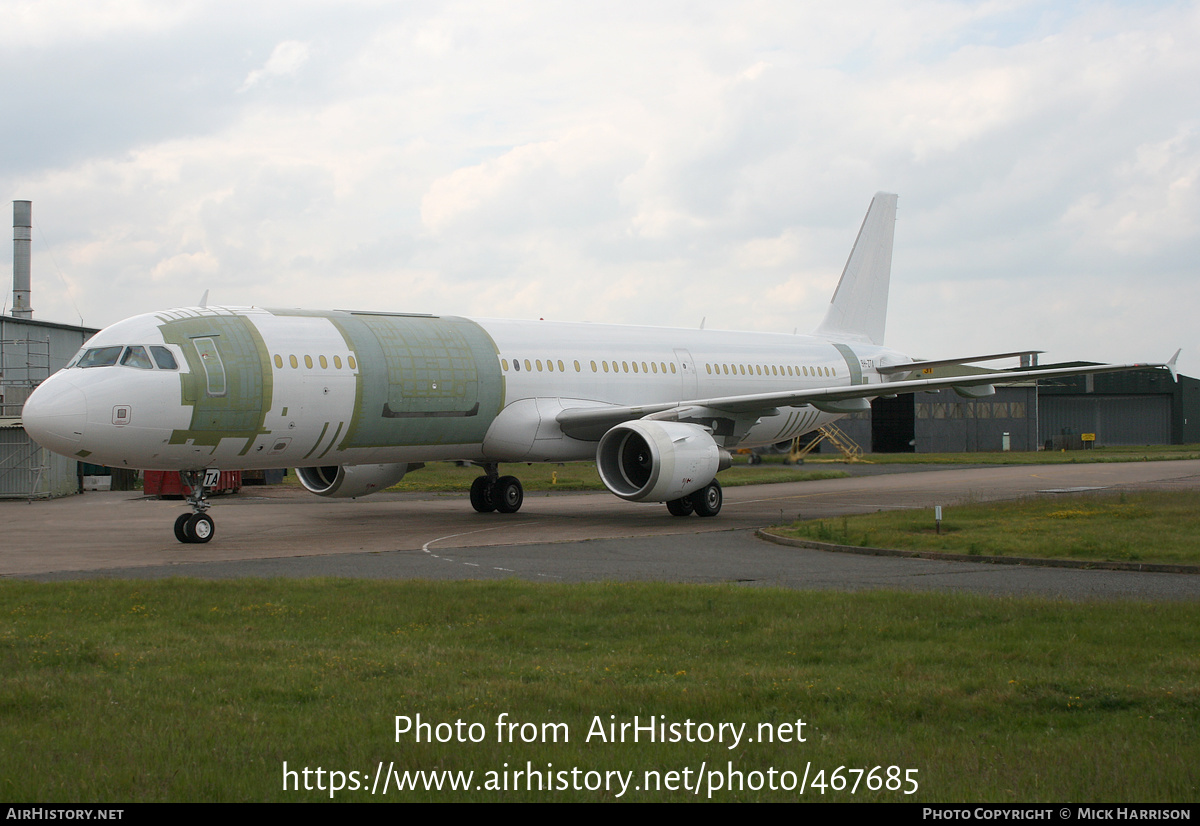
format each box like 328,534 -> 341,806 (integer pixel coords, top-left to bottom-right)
596,421 -> 729,502
296,463 -> 409,498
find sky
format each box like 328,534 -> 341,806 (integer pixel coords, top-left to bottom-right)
4,0 -> 1198,375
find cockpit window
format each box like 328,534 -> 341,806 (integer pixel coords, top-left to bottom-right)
150,346 -> 178,370
77,346 -> 123,368
120,346 -> 154,369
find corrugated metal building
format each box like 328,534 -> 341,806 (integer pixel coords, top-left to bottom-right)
1037,365 -> 1198,447
0,314 -> 98,498
833,385 -> 1038,454
817,364 -> 1190,454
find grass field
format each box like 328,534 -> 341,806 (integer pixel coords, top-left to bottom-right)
837,444 -> 1200,466
272,444 -> 1200,495
277,459 -> 851,492
2,579 -> 1197,802
772,490 -> 1200,566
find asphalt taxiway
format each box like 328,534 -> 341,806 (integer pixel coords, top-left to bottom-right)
5,460 -> 1200,599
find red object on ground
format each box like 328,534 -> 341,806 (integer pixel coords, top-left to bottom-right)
144,470 -> 241,497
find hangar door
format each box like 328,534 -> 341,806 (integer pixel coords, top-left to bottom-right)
871,395 -> 915,453
1039,395 -> 1171,446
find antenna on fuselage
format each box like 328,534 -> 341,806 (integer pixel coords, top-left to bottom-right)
198,289 -> 209,308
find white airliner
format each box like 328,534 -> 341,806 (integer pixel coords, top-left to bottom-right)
21,193 -> 1176,543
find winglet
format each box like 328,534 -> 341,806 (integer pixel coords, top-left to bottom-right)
814,192 -> 898,346
198,289 -> 209,308
1135,349 -> 1180,382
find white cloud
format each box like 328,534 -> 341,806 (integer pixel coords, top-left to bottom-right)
6,0 -> 1200,376
1,0 -> 191,48
239,40 -> 311,92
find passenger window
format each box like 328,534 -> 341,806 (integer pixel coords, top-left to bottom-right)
78,346 -> 123,368
274,354 -> 283,369
319,355 -> 328,369
574,360 -> 580,372
348,356 -> 357,369
290,355 -> 298,368
334,356 -> 343,369
192,338 -> 227,397
590,360 -> 597,372
120,346 -> 154,369
501,358 -> 509,371
304,355 -> 313,369
150,346 -> 178,370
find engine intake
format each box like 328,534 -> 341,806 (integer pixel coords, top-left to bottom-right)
596,421 -> 728,502
296,463 -> 409,498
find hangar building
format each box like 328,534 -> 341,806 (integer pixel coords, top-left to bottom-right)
0,313 -> 99,498
831,363 -> 1193,454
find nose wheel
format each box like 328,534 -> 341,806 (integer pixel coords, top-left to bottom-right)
174,511 -> 215,544
174,469 -> 218,543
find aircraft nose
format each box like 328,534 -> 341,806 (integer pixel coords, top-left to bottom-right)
22,378 -> 88,456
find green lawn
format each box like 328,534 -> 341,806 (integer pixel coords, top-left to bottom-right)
2,580 -> 1197,802
773,490 -> 1200,566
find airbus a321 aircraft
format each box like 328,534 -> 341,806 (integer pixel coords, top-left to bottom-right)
21,193 -> 1176,543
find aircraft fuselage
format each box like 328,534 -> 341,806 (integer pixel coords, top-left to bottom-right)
23,305 -> 904,472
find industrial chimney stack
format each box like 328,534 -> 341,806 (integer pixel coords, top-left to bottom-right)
12,200 -> 32,319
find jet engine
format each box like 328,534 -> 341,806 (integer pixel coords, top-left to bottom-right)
596,421 -> 729,502
296,463 -> 410,498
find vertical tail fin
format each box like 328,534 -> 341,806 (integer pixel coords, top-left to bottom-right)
814,192 -> 897,345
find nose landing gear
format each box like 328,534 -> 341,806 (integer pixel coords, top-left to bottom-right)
173,469 -> 219,543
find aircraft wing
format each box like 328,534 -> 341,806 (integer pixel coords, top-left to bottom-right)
556,357 -> 1178,440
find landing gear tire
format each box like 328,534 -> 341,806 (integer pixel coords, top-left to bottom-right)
469,476 -> 496,513
690,479 -> 723,517
187,513 -> 215,543
174,513 -> 193,543
494,476 -> 524,514
666,497 -> 695,516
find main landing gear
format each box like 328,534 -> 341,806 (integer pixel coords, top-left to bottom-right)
469,464 -> 524,514
173,469 -> 218,543
666,478 -> 722,518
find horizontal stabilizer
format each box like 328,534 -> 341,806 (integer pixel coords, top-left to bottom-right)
877,350 -> 1044,375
